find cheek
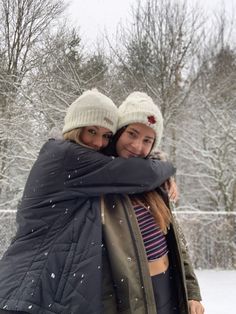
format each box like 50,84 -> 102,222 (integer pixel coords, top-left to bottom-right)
116,136 -> 126,151
79,133 -> 90,145
145,144 -> 153,156
115,140 -> 125,156
117,134 -> 128,147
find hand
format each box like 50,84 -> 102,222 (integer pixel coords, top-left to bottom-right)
149,150 -> 168,161
188,300 -> 205,314
164,177 -> 179,203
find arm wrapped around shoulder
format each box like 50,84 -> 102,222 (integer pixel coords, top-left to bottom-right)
65,145 -> 176,196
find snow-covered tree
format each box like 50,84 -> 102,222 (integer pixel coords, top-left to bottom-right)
0,0 -> 65,208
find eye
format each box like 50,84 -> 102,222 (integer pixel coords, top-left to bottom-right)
127,131 -> 136,138
144,139 -> 154,145
103,134 -> 112,140
87,129 -> 96,135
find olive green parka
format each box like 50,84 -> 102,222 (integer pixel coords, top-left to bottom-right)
102,187 -> 202,314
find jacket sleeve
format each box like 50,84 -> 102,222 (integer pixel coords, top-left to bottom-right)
181,245 -> 202,301
172,214 -> 202,301
64,144 -> 176,196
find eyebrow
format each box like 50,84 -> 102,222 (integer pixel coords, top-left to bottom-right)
91,126 -> 112,134
92,126 -> 99,130
129,127 -> 155,140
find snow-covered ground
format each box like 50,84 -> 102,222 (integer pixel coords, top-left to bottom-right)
195,269 -> 236,314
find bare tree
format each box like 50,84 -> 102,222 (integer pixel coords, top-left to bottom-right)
176,11 -> 236,214
0,0 -> 65,208
32,25 -> 111,132
109,0 -> 205,123
0,9 -> 111,208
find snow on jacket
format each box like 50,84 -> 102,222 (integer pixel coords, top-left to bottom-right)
102,188 -> 202,314
0,139 -> 175,314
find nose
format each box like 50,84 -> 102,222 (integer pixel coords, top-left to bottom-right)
92,136 -> 104,150
130,138 -> 142,153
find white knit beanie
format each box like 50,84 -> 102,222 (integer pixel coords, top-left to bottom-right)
118,92 -> 163,152
62,89 -> 118,134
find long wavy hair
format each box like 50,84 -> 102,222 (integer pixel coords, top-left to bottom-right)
103,126 -> 172,234
131,192 -> 172,234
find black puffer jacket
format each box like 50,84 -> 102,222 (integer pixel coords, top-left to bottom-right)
0,139 -> 175,314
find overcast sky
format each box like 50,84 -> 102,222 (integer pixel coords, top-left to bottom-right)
64,0 -> 234,45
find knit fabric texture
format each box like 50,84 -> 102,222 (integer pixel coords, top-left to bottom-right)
118,92 -> 163,151
63,89 -> 118,134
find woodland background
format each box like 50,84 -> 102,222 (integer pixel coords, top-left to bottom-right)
0,0 -> 235,268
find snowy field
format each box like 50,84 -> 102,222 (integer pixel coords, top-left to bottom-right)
195,269 -> 236,314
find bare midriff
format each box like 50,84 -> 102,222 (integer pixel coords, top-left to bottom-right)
148,254 -> 169,276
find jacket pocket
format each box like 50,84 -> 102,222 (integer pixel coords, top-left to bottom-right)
54,242 -> 76,302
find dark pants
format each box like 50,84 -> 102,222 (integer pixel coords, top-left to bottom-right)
0,310 -> 29,314
151,267 -> 180,314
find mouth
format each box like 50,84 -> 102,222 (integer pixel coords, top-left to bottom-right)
125,149 -> 139,158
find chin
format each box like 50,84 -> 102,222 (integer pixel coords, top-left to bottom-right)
120,153 -> 129,159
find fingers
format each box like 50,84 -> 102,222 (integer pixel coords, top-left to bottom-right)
167,179 -> 179,203
164,178 -> 179,203
188,300 -> 205,314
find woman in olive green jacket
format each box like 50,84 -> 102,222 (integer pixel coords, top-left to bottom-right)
102,92 -> 204,314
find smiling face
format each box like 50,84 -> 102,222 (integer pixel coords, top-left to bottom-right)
115,123 -> 155,158
79,126 -> 113,150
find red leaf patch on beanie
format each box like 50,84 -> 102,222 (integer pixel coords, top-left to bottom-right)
147,115 -> 156,124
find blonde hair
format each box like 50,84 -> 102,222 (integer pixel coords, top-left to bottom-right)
132,191 -> 172,234
63,128 -> 82,144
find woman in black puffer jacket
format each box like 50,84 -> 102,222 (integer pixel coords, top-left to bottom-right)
0,89 -> 175,314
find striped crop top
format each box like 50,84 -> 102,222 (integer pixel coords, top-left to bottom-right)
133,204 -> 168,261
